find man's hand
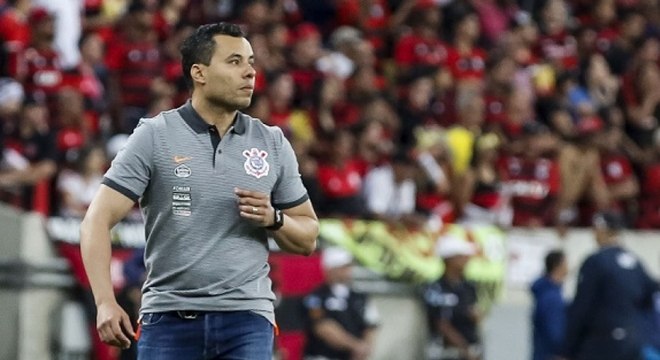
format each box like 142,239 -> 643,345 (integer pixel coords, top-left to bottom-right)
235,187 -> 275,227
96,301 -> 135,349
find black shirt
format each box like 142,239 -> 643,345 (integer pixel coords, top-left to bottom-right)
303,283 -> 378,360
424,276 -> 480,345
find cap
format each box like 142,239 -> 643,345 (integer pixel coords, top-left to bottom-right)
592,211 -> 626,231
322,247 -> 353,269
29,7 -> 53,23
435,235 -> 476,259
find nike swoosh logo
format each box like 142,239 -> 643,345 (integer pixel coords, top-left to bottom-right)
173,156 -> 193,163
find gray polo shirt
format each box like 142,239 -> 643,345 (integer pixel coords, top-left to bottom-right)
103,101 -> 309,324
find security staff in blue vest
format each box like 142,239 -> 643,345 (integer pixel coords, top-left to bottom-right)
564,211 -> 658,360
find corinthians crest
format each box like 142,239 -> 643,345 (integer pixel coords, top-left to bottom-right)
243,148 -> 270,179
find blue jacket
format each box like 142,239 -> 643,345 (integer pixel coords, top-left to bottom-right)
531,276 -> 566,360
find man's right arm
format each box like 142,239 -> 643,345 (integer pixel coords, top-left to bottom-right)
80,185 -> 137,348
312,319 -> 371,359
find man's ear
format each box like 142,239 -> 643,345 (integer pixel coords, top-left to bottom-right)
190,64 -> 206,85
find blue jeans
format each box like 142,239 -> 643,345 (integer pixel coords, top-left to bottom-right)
137,311 -> 274,360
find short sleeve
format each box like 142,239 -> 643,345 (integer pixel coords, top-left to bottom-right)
102,120 -> 153,201
423,283 -> 454,321
272,129 -> 308,209
104,41 -> 125,71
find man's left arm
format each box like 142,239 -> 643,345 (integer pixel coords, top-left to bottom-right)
269,128 -> 319,254
270,199 -> 318,255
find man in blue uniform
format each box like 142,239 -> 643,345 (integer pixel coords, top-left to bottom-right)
565,212 -> 658,360
530,250 -> 568,360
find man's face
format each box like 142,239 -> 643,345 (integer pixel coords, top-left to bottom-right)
199,35 -> 256,110
555,257 -> 568,283
445,255 -> 470,273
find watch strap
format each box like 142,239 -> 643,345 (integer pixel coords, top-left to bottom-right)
266,208 -> 284,230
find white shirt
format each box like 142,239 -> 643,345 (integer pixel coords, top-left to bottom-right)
57,169 -> 103,217
363,165 -> 416,217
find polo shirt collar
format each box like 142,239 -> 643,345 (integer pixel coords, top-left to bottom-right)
178,100 -> 246,135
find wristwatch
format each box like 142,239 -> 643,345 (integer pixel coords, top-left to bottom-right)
266,208 -> 284,230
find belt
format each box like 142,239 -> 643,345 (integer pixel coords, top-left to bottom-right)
149,310 -> 206,320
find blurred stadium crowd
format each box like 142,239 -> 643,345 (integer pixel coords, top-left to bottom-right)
0,0 -> 660,229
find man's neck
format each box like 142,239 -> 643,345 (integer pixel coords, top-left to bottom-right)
444,269 -> 463,283
191,96 -> 237,136
549,272 -> 563,285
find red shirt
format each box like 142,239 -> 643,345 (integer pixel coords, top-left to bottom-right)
336,0 -> 390,52
484,92 -> 507,128
289,68 -> 322,102
535,31 -> 579,70
22,46 -> 63,110
56,127 -> 85,152
445,46 -> 487,81
317,160 -> 363,199
601,154 -> 634,185
639,163 -> 660,228
394,33 -> 449,68
499,155 -> 560,226
595,27 -> 619,53
268,106 -> 292,129
105,36 -> 163,108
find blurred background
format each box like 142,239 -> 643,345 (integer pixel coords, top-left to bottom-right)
0,0 -> 659,359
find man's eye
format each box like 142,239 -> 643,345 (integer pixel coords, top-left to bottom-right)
230,60 -> 239,65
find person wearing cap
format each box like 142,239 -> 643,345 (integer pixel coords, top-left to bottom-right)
530,250 -> 568,360
302,247 -> 379,360
423,236 -> 482,360
80,22 -> 318,360
564,212 -> 658,360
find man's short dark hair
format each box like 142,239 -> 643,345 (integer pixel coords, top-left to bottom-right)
545,250 -> 565,275
180,22 -> 246,88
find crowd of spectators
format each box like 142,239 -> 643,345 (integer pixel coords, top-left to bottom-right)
0,0 -> 659,230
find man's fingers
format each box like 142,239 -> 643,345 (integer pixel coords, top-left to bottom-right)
99,324 -> 124,348
110,319 -> 131,348
121,313 -> 136,338
234,187 -> 268,200
237,197 -> 262,206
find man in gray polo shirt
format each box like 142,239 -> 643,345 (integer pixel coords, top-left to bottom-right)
80,22 -> 319,360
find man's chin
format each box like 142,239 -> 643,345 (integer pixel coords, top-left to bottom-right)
236,99 -> 252,110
